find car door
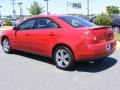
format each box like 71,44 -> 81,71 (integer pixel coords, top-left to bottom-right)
14,18 -> 37,52
29,18 -> 61,56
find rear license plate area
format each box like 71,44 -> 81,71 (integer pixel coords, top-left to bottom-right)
106,43 -> 112,51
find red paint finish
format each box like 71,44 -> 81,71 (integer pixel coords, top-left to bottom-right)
0,15 -> 116,61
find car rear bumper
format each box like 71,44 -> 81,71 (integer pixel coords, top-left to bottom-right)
75,39 -> 116,61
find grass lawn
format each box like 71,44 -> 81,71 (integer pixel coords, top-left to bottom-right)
115,33 -> 120,48
115,33 -> 120,42
0,26 -> 13,31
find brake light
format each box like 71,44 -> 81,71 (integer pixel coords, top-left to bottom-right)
81,31 -> 98,44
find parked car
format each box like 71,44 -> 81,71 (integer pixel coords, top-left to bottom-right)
89,16 -> 97,22
0,15 -> 116,70
109,14 -> 120,33
89,14 -> 120,33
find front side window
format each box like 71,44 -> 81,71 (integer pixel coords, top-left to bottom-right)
59,16 -> 96,28
35,18 -> 59,29
18,19 -> 36,30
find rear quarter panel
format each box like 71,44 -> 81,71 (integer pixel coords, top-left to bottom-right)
48,29 -> 85,58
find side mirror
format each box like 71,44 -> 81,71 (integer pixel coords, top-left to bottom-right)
13,26 -> 19,30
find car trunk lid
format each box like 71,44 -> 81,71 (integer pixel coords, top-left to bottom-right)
90,26 -> 114,42
76,26 -> 114,43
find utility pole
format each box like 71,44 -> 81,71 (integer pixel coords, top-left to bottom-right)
66,2 -> 81,15
11,0 -> 16,19
44,0 -> 50,15
66,2 -> 72,15
0,5 -> 2,17
87,0 -> 89,19
67,2 -> 68,14
18,2 -> 22,18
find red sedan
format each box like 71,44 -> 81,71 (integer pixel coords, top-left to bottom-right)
0,15 -> 116,70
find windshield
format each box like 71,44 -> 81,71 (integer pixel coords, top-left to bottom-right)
59,16 -> 96,28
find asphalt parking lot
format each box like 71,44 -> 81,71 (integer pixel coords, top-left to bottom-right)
0,33 -> 120,90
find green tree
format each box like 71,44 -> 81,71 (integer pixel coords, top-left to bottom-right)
28,1 -> 44,15
107,6 -> 120,14
94,13 -> 112,26
4,18 -> 12,26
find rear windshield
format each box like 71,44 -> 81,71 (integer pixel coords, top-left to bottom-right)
59,16 -> 96,28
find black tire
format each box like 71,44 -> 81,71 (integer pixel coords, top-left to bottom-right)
53,46 -> 75,70
2,37 -> 13,53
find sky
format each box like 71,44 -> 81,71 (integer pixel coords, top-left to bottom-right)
0,0 -> 120,16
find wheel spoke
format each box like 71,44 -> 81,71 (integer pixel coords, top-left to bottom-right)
59,59 -> 63,66
6,41 -> 9,45
63,59 -> 69,66
64,54 -> 69,59
6,44 -> 10,49
56,54 -> 61,59
60,49 -> 64,57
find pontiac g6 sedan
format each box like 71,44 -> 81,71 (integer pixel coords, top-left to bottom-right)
0,15 -> 116,70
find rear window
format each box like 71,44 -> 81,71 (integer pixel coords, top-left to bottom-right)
59,16 -> 96,28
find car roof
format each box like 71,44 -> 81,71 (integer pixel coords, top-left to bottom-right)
28,15 -> 61,19
27,15 -> 77,19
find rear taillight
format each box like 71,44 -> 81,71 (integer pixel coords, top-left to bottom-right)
106,28 -> 114,40
81,31 -> 98,44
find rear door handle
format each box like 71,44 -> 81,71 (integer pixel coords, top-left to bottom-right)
49,32 -> 55,36
26,34 -> 30,36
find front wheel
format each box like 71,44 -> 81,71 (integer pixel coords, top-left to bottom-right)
53,46 -> 75,70
2,37 -> 13,53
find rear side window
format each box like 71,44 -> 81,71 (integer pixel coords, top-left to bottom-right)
34,18 -> 60,29
59,16 -> 96,28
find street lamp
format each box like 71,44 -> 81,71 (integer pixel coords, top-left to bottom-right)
0,5 -> 2,17
18,2 -> 23,18
11,0 -> 16,19
44,0 -> 50,15
87,0 -> 89,19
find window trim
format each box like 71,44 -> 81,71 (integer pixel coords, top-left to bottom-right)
59,16 -> 96,28
16,18 -> 37,31
33,17 -> 61,30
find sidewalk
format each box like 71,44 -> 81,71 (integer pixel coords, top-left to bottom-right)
0,26 -> 13,31
117,41 -> 120,48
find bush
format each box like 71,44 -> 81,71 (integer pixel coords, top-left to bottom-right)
4,18 -> 12,26
93,13 -> 112,26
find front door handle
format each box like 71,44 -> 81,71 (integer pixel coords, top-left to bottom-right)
49,32 -> 55,36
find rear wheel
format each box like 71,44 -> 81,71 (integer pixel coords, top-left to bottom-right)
2,37 -> 13,53
53,46 -> 75,70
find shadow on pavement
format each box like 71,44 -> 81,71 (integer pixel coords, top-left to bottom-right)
14,51 -> 54,65
14,51 -> 117,72
76,57 -> 117,73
